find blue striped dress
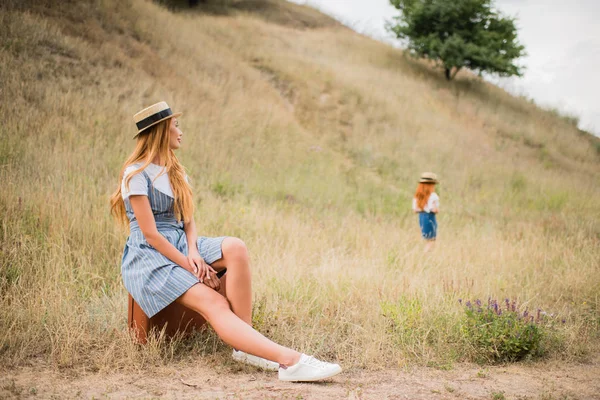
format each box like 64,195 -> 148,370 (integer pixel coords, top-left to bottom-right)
121,170 -> 226,318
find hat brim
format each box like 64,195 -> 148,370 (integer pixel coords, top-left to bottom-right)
419,179 -> 438,184
133,112 -> 182,138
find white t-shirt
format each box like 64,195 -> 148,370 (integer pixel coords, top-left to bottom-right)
121,163 -> 174,199
412,192 -> 440,213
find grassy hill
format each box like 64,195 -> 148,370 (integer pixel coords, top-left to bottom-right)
1,0 -> 598,370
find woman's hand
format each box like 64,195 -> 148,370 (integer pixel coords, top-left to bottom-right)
203,270 -> 221,291
187,249 -> 216,284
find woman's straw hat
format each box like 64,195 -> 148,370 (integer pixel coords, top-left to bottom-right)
419,172 -> 438,183
133,101 -> 182,137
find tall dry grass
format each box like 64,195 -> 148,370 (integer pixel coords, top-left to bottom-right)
1,0 -> 598,371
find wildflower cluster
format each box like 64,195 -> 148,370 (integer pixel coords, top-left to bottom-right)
460,298 -> 549,363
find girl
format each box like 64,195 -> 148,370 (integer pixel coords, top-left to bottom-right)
412,172 -> 440,252
110,102 -> 341,382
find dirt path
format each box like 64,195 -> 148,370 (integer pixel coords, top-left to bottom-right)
2,360 -> 599,399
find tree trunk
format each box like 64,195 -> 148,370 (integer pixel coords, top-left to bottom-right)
451,67 -> 462,80
444,67 -> 462,81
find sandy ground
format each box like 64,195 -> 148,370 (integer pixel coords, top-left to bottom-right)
1,359 -> 599,400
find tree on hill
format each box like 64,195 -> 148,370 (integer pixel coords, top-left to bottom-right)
387,0 -> 525,80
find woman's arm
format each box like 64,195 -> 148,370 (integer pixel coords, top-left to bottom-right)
184,219 -> 199,254
129,195 -> 194,275
183,212 -> 217,284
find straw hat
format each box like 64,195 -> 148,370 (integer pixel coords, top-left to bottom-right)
133,101 -> 182,137
419,172 -> 438,183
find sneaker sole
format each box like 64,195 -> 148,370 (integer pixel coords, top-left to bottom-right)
278,365 -> 342,382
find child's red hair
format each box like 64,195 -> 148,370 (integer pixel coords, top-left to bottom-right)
415,183 -> 435,210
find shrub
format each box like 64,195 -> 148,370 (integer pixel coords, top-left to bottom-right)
509,173 -> 526,193
460,298 -> 550,363
210,177 -> 240,198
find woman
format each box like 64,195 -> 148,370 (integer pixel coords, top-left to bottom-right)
110,102 -> 341,382
412,172 -> 440,252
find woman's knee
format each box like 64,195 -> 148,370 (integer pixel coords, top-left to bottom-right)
222,237 -> 248,262
202,294 -> 231,321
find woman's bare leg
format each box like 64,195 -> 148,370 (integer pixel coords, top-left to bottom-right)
211,237 -> 252,325
176,283 -> 300,365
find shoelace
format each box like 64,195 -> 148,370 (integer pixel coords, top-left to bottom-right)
302,355 -> 330,369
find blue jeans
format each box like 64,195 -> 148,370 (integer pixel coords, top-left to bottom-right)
419,212 -> 437,240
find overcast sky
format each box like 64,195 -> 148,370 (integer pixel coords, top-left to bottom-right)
288,0 -> 600,136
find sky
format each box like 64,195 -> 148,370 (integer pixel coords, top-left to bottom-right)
287,0 -> 600,136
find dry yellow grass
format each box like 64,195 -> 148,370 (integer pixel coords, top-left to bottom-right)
0,0 -> 598,371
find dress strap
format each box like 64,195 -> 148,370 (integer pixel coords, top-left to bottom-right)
140,170 -> 153,194
140,170 -> 152,184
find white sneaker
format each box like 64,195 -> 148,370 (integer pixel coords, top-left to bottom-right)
278,354 -> 342,382
232,350 -> 279,371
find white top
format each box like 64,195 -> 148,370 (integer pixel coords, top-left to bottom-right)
412,192 -> 440,213
121,163 -> 174,199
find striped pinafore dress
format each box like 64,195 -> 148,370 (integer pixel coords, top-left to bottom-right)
121,170 -> 226,318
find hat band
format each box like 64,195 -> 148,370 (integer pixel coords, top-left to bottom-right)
421,177 -> 435,181
136,108 -> 173,131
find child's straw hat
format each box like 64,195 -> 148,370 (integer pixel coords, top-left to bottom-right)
133,101 -> 182,137
419,172 -> 438,183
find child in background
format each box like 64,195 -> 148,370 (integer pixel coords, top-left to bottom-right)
412,172 -> 440,252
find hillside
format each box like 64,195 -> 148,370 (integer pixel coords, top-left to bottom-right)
1,0 -> 599,378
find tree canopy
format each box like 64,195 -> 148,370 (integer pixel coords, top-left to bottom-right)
388,0 -> 525,80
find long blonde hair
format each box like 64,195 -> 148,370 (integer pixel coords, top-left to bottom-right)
414,182 -> 436,210
110,119 -> 194,224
